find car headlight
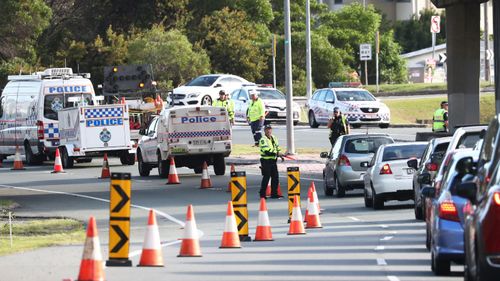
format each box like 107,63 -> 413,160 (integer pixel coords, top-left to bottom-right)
187,93 -> 200,98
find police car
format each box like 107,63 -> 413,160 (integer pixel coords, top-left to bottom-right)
306,82 -> 390,129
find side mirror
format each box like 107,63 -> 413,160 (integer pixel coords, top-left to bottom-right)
139,128 -> 146,135
456,181 -> 478,203
421,185 -> 436,198
360,161 -> 370,168
430,152 -> 444,163
417,172 -> 431,184
238,97 -> 247,102
320,152 -> 329,159
214,84 -> 222,88
325,99 -> 335,104
148,131 -> 155,137
456,156 -> 474,175
407,159 -> 418,169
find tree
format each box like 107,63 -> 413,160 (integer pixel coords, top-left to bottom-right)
127,25 -> 211,89
369,31 -> 408,84
394,9 -> 446,53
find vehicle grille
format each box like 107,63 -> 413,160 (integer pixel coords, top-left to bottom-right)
172,94 -> 186,99
267,106 -> 286,111
360,108 -> 379,113
360,117 -> 381,121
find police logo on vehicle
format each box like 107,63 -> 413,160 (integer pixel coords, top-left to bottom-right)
99,129 -> 111,143
51,98 -> 63,112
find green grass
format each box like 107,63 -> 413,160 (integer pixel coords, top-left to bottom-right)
364,81 -> 494,94
231,144 -> 325,156
0,200 -> 16,209
0,218 -> 85,256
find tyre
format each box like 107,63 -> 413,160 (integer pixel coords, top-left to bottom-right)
364,188 -> 373,207
213,155 -> 226,176
335,177 -> 345,198
379,123 -> 390,129
201,95 -> 212,105
157,152 -> 169,178
426,223 -> 431,250
351,124 -> 361,129
120,152 -> 135,165
323,172 -> 334,196
414,190 -> 424,220
308,111 -> 319,128
137,152 -> 151,177
60,147 -> 74,169
431,251 -> 450,276
24,143 -> 43,165
372,187 -> 384,210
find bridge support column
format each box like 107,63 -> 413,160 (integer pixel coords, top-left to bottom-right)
494,0 -> 500,113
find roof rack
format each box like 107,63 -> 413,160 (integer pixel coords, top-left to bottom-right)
328,82 -> 362,88
8,68 -> 91,81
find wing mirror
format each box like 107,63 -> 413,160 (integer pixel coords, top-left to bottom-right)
139,128 -> 146,135
421,185 -> 436,198
456,181 -> 478,203
456,156 -> 475,175
417,172 -> 431,184
214,84 -> 222,88
238,97 -> 247,102
320,152 -> 329,158
407,159 -> 418,169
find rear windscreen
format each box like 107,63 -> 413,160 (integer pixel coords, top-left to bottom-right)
457,132 -> 481,149
345,137 -> 393,154
383,144 -> 427,161
44,94 -> 93,120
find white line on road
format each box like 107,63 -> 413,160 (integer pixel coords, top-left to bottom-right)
377,258 -> 387,265
349,217 -> 361,222
374,246 -> 385,251
387,276 -> 400,281
380,236 -> 394,241
379,224 -> 389,229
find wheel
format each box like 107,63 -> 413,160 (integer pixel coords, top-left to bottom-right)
201,95 -> 212,105
308,111 -> 319,128
137,152 -> 151,177
60,147 -> 74,169
379,123 -> 390,129
157,152 -> 169,178
372,187 -> 384,210
364,188 -> 373,207
426,223 -> 431,250
335,177 -> 345,198
431,251 -> 450,276
24,143 -> 43,165
323,172 -> 334,196
194,166 -> 203,174
120,152 -> 135,165
213,155 -> 226,176
414,189 -> 424,220
351,124 -> 361,129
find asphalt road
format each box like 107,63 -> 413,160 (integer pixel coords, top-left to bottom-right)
0,137 -> 463,281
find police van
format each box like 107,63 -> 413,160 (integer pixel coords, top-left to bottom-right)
0,68 -> 96,164
137,106 -> 232,177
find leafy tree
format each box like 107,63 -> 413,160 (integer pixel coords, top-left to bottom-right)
268,0 -> 329,34
394,9 -> 446,53
368,31 -> 408,84
127,25 -> 211,89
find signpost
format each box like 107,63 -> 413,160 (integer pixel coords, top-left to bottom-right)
359,44 -> 372,86
430,16 -> 441,60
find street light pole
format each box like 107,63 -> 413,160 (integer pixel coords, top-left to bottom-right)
305,0 -> 313,100
284,0 -> 295,155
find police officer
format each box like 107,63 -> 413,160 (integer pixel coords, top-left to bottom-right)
327,107 -> 350,146
213,90 -> 235,125
259,124 -> 284,199
432,101 -> 448,132
246,90 -> 266,146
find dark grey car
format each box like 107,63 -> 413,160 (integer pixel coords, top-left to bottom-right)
320,134 -> 394,197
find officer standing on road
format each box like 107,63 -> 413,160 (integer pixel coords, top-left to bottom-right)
327,107 -> 350,146
247,90 -> 266,146
259,124 -> 284,199
432,101 -> 449,132
213,90 -> 235,125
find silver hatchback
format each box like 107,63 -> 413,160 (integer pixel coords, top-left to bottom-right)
320,134 -> 394,197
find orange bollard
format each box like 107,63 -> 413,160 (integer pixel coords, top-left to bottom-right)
138,210 -> 164,267
178,205 -> 202,257
220,201 -> 241,248
288,195 -> 306,235
254,198 -> 273,241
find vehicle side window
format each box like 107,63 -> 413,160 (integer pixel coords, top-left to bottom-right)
237,90 -> 248,100
331,137 -> 343,158
16,94 -> 36,119
317,90 -> 326,101
231,90 -> 240,100
480,119 -> 498,163
147,118 -> 158,135
312,91 -> 320,100
0,96 -> 4,118
325,91 -> 335,103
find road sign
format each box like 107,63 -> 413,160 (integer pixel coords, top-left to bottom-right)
431,16 -> 441,33
230,171 -> 251,241
103,64 -> 154,95
439,53 -> 447,63
106,172 -> 132,267
287,167 -> 301,220
486,49 -> 494,60
359,44 -> 372,61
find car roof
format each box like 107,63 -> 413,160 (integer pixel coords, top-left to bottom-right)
454,125 -> 488,132
431,137 -> 452,144
342,133 -> 391,140
381,141 -> 428,148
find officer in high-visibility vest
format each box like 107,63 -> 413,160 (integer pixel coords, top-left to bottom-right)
432,101 -> 448,132
327,107 -> 350,146
246,90 -> 266,146
213,90 -> 235,125
259,124 -> 284,199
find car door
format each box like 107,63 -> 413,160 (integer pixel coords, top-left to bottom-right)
325,136 -> 343,185
237,89 -> 250,120
315,90 -> 327,123
230,89 -> 243,122
323,90 -> 336,123
142,117 -> 159,163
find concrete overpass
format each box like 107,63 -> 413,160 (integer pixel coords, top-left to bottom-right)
430,0 -> 499,128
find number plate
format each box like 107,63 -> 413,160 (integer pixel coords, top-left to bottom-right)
277,112 -> 286,117
193,140 -> 208,146
406,168 -> 415,175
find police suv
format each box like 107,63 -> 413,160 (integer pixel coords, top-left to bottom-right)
137,106 -> 232,177
0,68 -> 96,164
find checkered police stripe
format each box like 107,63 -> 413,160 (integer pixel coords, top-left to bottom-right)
85,107 -> 123,119
168,130 -> 231,139
44,123 -> 59,139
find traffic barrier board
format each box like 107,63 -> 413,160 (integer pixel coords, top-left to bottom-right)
287,167 -> 301,221
230,171 -> 251,241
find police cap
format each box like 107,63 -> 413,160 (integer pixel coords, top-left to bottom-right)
264,124 -> 272,130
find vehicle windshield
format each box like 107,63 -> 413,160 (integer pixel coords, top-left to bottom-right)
345,137 -> 393,154
258,89 -> 285,100
44,94 -> 93,120
382,144 -> 427,161
336,90 -> 376,102
185,76 -> 219,87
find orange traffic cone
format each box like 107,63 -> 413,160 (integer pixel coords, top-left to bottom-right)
120,97 -> 126,104
265,179 -> 283,197
77,216 -> 105,281
138,210 -> 164,267
220,201 -> 241,248
305,192 -> 322,229
167,157 -> 180,184
11,146 -> 25,170
311,182 -> 323,214
226,164 -> 235,192
288,195 -> 306,235
304,185 -> 313,222
254,198 -> 273,241
99,153 -> 110,179
52,148 -> 65,173
178,205 -> 202,257
200,161 -> 212,189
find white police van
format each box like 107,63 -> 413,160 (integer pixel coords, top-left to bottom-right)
0,68 -> 96,164
137,106 -> 232,177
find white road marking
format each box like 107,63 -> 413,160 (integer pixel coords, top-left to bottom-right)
377,258 -> 387,265
379,224 -> 389,229
374,246 -> 385,251
387,276 -> 400,281
349,217 -> 361,221
380,236 -> 393,241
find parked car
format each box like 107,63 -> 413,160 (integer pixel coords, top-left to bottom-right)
362,142 -> 427,209
320,134 -> 394,197
306,83 -> 390,129
172,74 -> 249,106
230,84 -> 301,125
421,150 -> 479,275
474,115 -> 500,200
407,137 -> 451,220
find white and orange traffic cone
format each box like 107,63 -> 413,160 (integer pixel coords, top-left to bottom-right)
254,198 -> 273,241
138,210 -> 164,267
178,205 -> 202,257
305,192 -> 322,229
167,157 -> 180,184
200,161 -> 212,189
311,182 -> 323,214
120,97 -> 126,104
226,164 -> 235,192
304,185 -> 313,222
52,148 -> 65,173
265,179 -> 284,197
11,145 -> 25,170
77,216 -> 105,281
220,201 -> 241,248
99,153 -> 110,179
288,195 -> 306,235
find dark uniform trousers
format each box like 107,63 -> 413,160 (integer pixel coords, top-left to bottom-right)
260,158 -> 279,198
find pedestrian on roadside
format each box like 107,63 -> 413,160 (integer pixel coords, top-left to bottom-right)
327,107 -> 350,146
259,124 -> 284,199
213,90 -> 235,125
432,101 -> 449,132
246,90 -> 266,146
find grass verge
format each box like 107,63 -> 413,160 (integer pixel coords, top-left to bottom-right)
364,81 -> 494,94
231,144 -> 326,156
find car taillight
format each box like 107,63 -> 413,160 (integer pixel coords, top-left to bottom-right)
438,201 -> 460,222
426,162 -> 438,171
494,193 -> 500,206
379,163 -> 392,175
36,121 -> 44,140
338,154 -> 351,166
484,192 -> 500,254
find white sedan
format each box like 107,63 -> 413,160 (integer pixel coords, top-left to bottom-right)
362,142 -> 428,209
